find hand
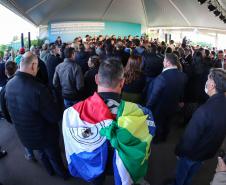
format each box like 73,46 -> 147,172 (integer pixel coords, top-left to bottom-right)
216,157 -> 226,172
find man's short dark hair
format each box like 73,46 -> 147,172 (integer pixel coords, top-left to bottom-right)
211,51 -> 216,56
50,44 -> 56,52
173,51 -> 180,58
170,40 -> 174,44
205,49 -> 210,57
79,44 -> 85,51
218,50 -> 224,54
165,53 -> 178,66
165,47 -> 173,54
198,47 -> 204,52
209,68 -> 226,93
5,61 -> 17,77
64,47 -> 75,58
133,39 -> 140,47
150,44 -> 157,53
104,41 -> 113,53
98,58 -> 124,88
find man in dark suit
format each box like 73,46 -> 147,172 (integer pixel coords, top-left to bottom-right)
214,50 -> 225,69
0,58 -> 7,119
146,53 -> 187,143
75,43 -> 90,74
0,61 -> 17,161
45,44 -> 61,89
141,44 -> 163,79
171,68 -> 226,185
5,52 -> 68,179
142,44 -> 163,97
0,58 -> 7,88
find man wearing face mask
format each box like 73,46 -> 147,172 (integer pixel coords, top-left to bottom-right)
170,68 -> 226,185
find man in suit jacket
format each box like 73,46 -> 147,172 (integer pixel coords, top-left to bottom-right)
141,44 -> 163,79
5,52 -> 68,179
172,68 -> 226,185
146,53 -> 187,143
0,59 -> 7,88
75,43 -> 90,74
214,50 -> 225,69
45,44 -> 61,89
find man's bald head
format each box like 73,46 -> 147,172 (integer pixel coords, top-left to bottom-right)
20,51 -> 39,77
21,51 -> 37,65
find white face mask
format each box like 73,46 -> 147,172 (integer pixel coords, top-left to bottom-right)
205,86 -> 208,94
204,82 -> 208,95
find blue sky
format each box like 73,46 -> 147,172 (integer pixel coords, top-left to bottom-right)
0,4 -> 38,44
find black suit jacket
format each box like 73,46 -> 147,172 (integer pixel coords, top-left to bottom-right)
213,59 -> 223,68
5,71 -> 61,149
45,54 -> 61,88
146,68 -> 187,117
141,53 -> 163,78
0,77 -> 13,123
36,58 -> 49,85
76,51 -> 90,74
0,62 -> 7,87
175,93 -> 226,161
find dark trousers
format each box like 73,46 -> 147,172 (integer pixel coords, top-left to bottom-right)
173,157 -> 202,185
37,146 -> 67,178
144,77 -> 155,100
153,114 -> 170,141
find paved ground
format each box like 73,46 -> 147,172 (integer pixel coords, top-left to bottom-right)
0,117 -> 217,185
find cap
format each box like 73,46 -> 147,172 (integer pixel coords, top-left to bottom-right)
19,48 -> 25,54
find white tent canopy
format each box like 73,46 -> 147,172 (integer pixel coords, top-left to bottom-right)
0,0 -> 226,30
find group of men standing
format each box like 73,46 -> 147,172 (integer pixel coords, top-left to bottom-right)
0,41 -> 226,185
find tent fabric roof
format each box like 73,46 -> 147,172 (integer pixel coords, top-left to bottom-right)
1,0 -> 226,30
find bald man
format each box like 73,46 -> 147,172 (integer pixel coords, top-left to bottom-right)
5,52 -> 69,179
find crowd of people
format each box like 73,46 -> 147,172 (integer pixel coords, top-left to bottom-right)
0,34 -> 226,185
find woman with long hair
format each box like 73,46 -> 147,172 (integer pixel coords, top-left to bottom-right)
122,55 -> 146,104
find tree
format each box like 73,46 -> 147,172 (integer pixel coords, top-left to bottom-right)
12,35 -> 19,42
31,38 -> 45,48
0,45 -> 7,57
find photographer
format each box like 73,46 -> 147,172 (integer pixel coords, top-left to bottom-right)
211,157 -> 226,185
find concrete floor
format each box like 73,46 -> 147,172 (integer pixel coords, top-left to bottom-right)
0,118 -> 217,185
